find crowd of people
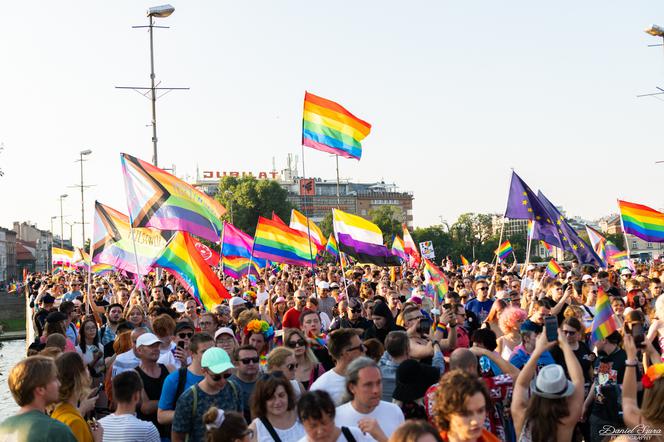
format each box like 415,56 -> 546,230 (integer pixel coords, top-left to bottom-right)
1,257 -> 664,442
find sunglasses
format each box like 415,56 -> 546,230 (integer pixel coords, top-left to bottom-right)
477,287 -> 488,291
287,339 -> 306,348
350,307 -> 362,313
210,372 -> 233,381
261,371 -> 286,381
286,363 -> 298,371
178,332 -> 194,339
240,357 -> 260,365
345,343 -> 366,353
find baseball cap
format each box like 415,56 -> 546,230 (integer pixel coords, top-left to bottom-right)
172,302 -> 186,313
175,321 -> 195,334
581,274 -> 593,281
274,296 -> 286,304
41,294 -> 56,304
45,311 -> 67,324
317,281 -> 330,290
136,333 -> 161,348
520,319 -> 543,334
201,347 -> 235,374
621,268 -> 632,276
229,296 -> 245,307
329,282 -> 339,290
214,327 -> 235,340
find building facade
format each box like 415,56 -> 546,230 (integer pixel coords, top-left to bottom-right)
13,222 -> 52,272
599,215 -> 664,261
0,227 -> 17,282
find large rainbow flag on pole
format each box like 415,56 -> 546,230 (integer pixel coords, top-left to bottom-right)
302,92 -> 372,161
221,256 -> 261,279
289,209 -> 326,252
221,223 -> 266,267
391,236 -> 408,263
92,201 -> 168,275
590,288 -> 619,344
121,153 -> 226,243
152,232 -> 230,311
333,209 -> 400,266
253,216 -> 316,267
618,200 -> 664,242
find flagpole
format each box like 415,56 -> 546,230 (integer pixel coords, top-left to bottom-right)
300,144 -> 316,275
219,221 -> 225,276
523,222 -> 533,276
617,199 -> 633,269
335,154 -> 341,207
128,226 -> 146,306
86,243 -> 93,317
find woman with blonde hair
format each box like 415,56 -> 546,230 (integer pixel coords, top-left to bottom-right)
266,347 -> 305,398
283,328 -> 325,390
51,352 -> 102,442
123,304 -> 147,329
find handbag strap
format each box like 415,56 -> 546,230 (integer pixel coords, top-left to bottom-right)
259,417 -> 282,442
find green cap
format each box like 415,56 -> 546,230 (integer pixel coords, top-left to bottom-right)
201,347 -> 235,374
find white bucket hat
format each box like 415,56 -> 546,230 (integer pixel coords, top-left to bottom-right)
530,364 -> 575,399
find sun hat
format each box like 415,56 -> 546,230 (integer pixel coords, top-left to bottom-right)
201,347 -> 235,374
530,364 -> 575,399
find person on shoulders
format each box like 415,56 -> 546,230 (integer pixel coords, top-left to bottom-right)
0,355 -> 77,442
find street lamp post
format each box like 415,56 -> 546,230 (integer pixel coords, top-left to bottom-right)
147,4 -> 175,166
78,149 -> 92,247
50,216 -> 57,236
59,194 -> 68,248
645,24 -> 664,38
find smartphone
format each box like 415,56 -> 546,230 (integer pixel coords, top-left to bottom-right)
628,322 -> 646,348
544,316 -> 558,342
177,340 -> 185,349
418,318 -> 432,336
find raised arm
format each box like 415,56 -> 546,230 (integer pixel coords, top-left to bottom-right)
469,346 -> 520,381
621,334 -> 642,428
558,334 -> 585,422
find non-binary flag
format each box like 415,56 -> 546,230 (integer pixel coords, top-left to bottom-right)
545,259 -> 562,278
253,216 -> 316,267
495,241 -> 513,262
590,288 -> 619,344
121,153 -> 226,243
92,201 -> 168,275
618,200 -> 664,243
402,224 -> 421,267
333,209 -> 400,266
52,247 -> 75,269
302,92 -> 372,161
325,234 -> 339,259
153,232 -> 230,311
289,209 -> 326,251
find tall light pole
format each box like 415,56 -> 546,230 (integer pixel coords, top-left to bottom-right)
78,149 -> 92,247
65,222 -> 74,245
50,216 -> 57,236
59,194 -> 68,248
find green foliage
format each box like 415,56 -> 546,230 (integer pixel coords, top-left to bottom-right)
319,212 -> 333,239
369,205 -> 402,244
216,176 -> 293,235
411,226 -> 453,262
605,233 -> 626,250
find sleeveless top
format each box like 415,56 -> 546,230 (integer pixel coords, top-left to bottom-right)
501,343 -> 514,362
254,417 -> 305,442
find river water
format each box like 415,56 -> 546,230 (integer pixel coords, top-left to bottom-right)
0,340 -> 26,422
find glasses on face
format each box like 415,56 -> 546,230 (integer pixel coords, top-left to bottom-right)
477,287 -> 488,291
178,332 -> 194,339
350,307 -> 362,313
261,371 -> 286,381
344,343 -> 366,354
405,316 -> 423,323
295,297 -> 305,301
562,329 -> 577,336
287,339 -> 306,348
210,371 -> 233,381
240,357 -> 260,365
286,363 -> 298,371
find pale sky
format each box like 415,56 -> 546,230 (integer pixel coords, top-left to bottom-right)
2,1 -> 664,248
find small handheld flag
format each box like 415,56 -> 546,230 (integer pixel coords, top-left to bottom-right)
590,288 -> 619,344
495,240 -> 513,262
460,255 -> 470,267
545,259 -> 562,278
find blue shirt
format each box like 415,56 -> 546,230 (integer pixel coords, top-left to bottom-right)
509,347 -> 555,370
158,368 -> 205,411
465,298 -> 494,322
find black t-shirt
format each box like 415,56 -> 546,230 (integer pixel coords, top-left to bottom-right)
591,348 -> 634,422
135,364 -> 170,438
312,346 -> 335,371
550,341 -> 595,384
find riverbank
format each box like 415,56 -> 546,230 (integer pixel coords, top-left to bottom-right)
0,340 -> 27,422
0,331 -> 26,341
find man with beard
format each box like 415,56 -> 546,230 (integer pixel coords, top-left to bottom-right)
100,303 -> 124,346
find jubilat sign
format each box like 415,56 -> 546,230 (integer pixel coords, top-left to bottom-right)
202,171 -> 280,180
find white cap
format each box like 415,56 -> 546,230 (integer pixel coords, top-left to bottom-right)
230,296 -> 245,307
526,264 -> 536,271
317,281 -> 330,290
172,302 -> 186,313
136,333 -> 161,348
214,327 -> 235,340
621,268 -> 632,276
582,274 -> 593,281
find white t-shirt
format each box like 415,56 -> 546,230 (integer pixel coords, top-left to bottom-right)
298,426 -> 373,442
98,413 -> 160,442
256,290 -> 269,308
112,350 -> 140,377
335,401 -> 404,439
253,417 -> 305,442
310,370 -> 347,405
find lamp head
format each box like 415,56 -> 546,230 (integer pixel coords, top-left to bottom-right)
80,149 -> 92,156
645,25 -> 664,37
147,4 -> 175,18
60,194 -> 68,198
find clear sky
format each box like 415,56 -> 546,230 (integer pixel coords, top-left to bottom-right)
2,1 -> 664,247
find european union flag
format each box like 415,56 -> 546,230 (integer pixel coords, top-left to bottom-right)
504,172 -> 563,246
537,191 -> 603,266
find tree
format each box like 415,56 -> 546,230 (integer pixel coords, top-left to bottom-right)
216,176 -> 293,235
411,226 -> 453,263
319,212 -> 333,239
369,205 -> 402,244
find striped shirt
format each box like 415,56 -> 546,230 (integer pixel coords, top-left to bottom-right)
98,413 -> 160,442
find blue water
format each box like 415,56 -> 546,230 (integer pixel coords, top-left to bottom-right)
0,340 -> 26,422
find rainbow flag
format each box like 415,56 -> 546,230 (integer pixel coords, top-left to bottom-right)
423,258 -> 449,303
92,201 -> 168,275
153,232 -> 230,311
527,220 -> 534,239
333,209 -> 399,266
495,240 -> 513,262
540,240 -> 552,253
461,255 -> 470,267
302,91 -> 371,161
618,200 -> 664,242
391,235 -> 408,262
590,288 -> 619,344
222,256 -> 261,279
402,224 -> 421,267
290,209 -> 326,252
545,259 -> 562,278
121,153 -> 226,243
221,223 -> 267,268
253,216 -> 316,267
91,263 -> 115,275
325,234 -> 339,258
